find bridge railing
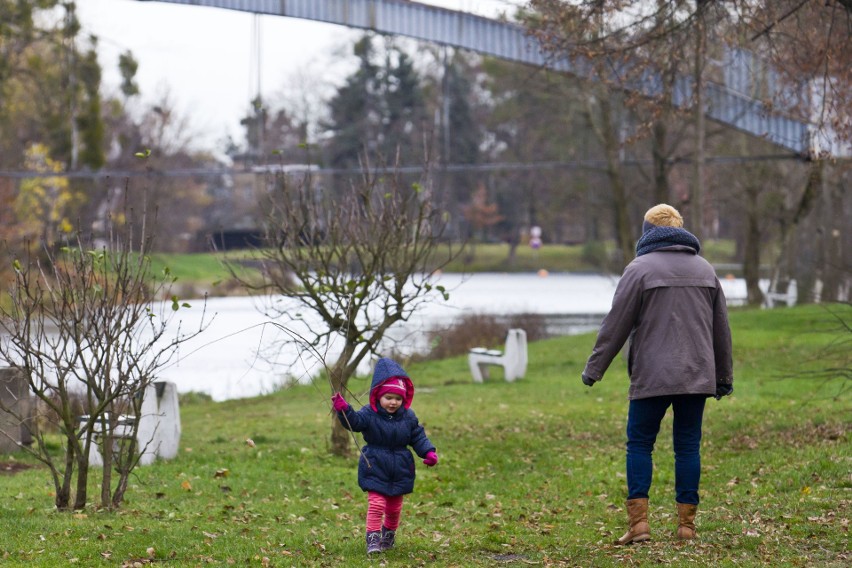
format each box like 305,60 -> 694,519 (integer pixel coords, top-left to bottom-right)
138,0 -> 850,158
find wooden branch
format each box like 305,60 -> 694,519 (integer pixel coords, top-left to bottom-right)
750,0 -> 810,41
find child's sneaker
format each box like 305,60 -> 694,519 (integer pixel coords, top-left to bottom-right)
366,530 -> 382,554
380,526 -> 396,550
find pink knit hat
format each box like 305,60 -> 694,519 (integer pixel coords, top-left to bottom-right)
375,377 -> 408,401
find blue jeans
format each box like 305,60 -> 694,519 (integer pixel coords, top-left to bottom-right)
626,395 -> 706,505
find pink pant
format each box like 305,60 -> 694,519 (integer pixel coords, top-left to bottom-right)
366,491 -> 404,532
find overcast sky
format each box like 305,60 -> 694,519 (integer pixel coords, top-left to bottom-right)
75,0 -> 524,153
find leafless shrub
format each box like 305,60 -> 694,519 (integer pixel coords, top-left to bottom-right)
418,312 -> 549,361
0,206 -> 210,511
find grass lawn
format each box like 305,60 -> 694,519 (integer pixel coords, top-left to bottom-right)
0,305 -> 849,566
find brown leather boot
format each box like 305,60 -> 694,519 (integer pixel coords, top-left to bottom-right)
615,498 -> 651,545
676,503 -> 698,539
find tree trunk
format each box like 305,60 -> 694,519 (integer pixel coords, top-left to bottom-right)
652,121 -> 670,204
820,165 -> 844,302
56,447 -> 75,510
599,97 -> 634,271
98,414 -> 115,509
331,417 -> 353,458
744,187 -> 764,306
111,437 -> 136,509
505,240 -> 518,268
73,452 -> 88,510
112,477 -> 129,509
57,414 -> 78,510
772,161 -> 823,302
692,4 -> 706,242
328,352 -> 356,457
651,0 -> 674,206
610,173 -> 634,271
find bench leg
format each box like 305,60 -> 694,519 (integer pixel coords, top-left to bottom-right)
468,358 -> 485,382
469,358 -> 498,382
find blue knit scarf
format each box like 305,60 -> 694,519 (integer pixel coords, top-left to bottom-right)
635,225 -> 701,257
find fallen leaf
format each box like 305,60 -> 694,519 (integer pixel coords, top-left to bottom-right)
181,480 -> 192,491
245,439 -> 256,448
214,468 -> 230,479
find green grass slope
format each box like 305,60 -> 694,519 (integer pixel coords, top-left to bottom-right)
1,305 -> 848,566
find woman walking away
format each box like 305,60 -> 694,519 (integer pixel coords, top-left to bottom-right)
332,357 -> 438,555
581,204 -> 734,544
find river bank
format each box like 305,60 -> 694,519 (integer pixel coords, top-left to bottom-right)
149,240 -> 742,299
153,272 -> 755,400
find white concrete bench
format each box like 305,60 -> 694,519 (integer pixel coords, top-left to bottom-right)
468,328 -> 528,382
764,280 -> 797,308
80,381 -> 181,467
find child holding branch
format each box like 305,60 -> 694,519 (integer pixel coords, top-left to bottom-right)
332,357 -> 438,555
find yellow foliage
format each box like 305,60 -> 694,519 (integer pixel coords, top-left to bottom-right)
14,144 -> 76,243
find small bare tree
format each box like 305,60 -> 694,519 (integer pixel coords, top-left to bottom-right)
461,182 -> 504,260
0,211 -> 209,510
229,159 -> 459,456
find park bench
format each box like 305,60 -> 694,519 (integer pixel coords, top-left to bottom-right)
79,381 -> 181,467
763,280 -> 798,308
468,328 -> 528,382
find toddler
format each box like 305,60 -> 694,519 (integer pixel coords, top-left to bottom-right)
332,357 -> 438,554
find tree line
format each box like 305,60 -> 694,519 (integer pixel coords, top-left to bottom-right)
1,1 -> 850,306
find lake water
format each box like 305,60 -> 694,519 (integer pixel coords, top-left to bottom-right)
152,273 -> 751,400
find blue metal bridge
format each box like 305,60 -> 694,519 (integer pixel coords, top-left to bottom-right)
137,0 -> 850,159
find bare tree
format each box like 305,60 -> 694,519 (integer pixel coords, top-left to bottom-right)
0,205 -> 209,510
228,157 -> 459,456
715,135 -> 806,306
524,0 -> 723,265
461,182 -> 504,260
730,2 -> 852,302
736,0 -> 852,153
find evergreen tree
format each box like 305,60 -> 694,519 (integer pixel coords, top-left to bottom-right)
443,53 -> 480,167
380,48 -> 427,164
437,51 -> 483,236
325,36 -> 379,170
324,35 -> 427,171
77,43 -> 105,170
118,50 -> 140,99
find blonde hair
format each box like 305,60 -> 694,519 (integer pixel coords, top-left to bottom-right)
644,204 -> 683,228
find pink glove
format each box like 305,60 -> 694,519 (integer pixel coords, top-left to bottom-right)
423,451 -> 438,467
331,393 -> 349,412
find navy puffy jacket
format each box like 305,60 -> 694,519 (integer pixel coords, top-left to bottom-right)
336,358 -> 436,496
